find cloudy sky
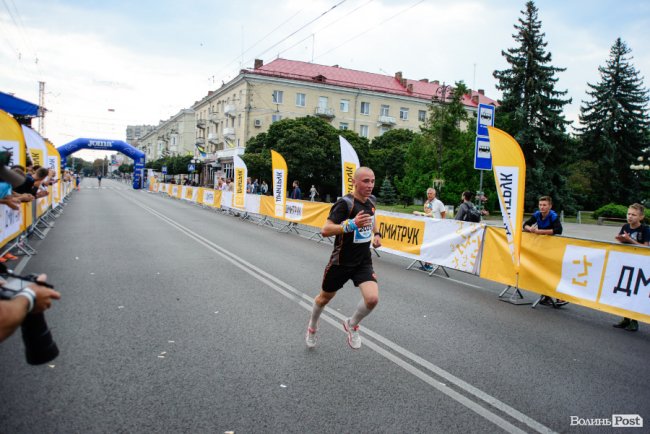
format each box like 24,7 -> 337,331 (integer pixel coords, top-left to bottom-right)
1,0 -> 649,160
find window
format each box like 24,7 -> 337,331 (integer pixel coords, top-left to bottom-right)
380,105 -> 390,116
318,96 -> 328,109
418,110 -> 426,122
378,126 -> 390,136
359,125 -> 369,137
339,122 -> 349,130
296,93 -> 306,107
360,102 -> 370,115
238,114 -> 241,126
272,90 -> 284,104
400,107 -> 409,120
340,99 -> 350,112
272,114 -> 282,123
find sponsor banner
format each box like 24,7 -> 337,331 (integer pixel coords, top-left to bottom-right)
339,135 -> 359,196
221,191 -> 233,209
182,186 -> 198,202
488,127 -> 526,273
199,188 -> 217,207
233,155 -> 247,209
0,110 -> 26,244
244,193 -> 261,214
376,211 -> 485,273
271,150 -> 288,218
171,185 -> 179,198
285,201 -> 303,221
480,227 -> 650,323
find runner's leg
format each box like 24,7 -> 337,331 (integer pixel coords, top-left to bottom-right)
309,290 -> 336,329
350,280 -> 378,327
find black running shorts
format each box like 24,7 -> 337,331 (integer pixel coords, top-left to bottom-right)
321,259 -> 377,292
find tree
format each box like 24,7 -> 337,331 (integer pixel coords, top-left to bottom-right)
367,129 -> 414,185
493,1 -> 573,211
577,38 -> 650,208
378,177 -> 398,205
242,116 -> 369,200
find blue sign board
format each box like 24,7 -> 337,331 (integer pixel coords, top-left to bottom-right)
474,136 -> 492,170
188,164 -> 195,172
476,104 -> 495,137
162,165 -> 167,174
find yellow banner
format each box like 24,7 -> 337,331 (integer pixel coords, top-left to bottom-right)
0,110 -> 26,244
488,126 -> 526,274
271,150 -> 288,218
234,168 -> 245,208
480,227 -> 650,323
30,149 -> 44,167
375,214 -> 425,256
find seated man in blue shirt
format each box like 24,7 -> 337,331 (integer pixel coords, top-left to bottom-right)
523,196 -> 567,307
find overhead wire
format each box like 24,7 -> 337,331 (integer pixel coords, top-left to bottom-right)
277,0 -> 374,58
314,0 -> 426,61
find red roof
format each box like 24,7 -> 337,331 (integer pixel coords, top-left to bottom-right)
244,58 -> 496,108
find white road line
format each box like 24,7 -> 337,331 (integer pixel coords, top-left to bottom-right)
121,191 -> 556,434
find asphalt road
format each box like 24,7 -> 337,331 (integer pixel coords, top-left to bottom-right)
1,179 -> 648,434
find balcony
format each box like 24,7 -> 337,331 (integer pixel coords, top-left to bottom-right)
314,106 -> 335,118
223,127 -> 236,139
196,119 -> 206,129
377,115 -> 396,125
208,133 -> 219,144
195,137 -> 205,144
209,113 -> 219,124
224,104 -> 236,117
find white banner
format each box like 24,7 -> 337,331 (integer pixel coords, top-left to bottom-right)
339,135 -> 360,196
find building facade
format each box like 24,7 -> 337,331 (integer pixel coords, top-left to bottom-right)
136,109 -> 196,161
191,58 -> 496,183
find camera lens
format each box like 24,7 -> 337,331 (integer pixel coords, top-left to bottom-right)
21,313 -> 59,365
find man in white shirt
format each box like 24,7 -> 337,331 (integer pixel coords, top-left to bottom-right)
414,188 -> 446,219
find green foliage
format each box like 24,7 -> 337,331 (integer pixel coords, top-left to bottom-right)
242,116 -> 369,200
378,177 -> 398,205
593,203 -> 629,219
368,129 -> 414,185
493,1 -> 573,212
118,164 -> 133,173
577,38 -> 650,208
143,155 -> 194,176
394,134 -> 436,203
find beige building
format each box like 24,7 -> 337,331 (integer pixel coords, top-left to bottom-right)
191,58 -> 496,182
137,109 -> 196,161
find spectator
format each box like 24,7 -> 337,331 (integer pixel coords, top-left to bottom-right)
613,203 -> 649,332
455,191 -> 480,221
290,180 -> 301,200
309,185 -> 318,201
0,274 -> 61,342
261,181 -> 268,195
523,196 -> 567,307
414,188 -> 446,219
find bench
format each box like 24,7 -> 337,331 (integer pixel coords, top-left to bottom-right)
597,217 -> 626,225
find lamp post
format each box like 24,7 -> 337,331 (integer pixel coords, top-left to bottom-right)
191,158 -> 200,185
630,156 -> 650,202
432,82 -> 453,188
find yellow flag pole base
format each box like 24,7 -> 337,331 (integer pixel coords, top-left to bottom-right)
498,274 -> 532,305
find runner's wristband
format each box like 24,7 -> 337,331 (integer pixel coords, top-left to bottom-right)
15,288 -> 36,312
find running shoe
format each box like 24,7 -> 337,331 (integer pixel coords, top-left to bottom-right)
305,325 -> 318,348
343,318 -> 361,349
3,253 -> 18,260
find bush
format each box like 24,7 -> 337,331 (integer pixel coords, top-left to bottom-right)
593,203 -> 628,219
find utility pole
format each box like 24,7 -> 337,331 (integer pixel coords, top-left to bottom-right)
38,81 -> 45,136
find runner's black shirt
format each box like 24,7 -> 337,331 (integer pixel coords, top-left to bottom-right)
327,196 -> 375,266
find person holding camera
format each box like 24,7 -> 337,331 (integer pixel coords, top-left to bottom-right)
0,274 -> 60,342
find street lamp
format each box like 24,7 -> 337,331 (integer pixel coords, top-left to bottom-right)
191,158 -> 200,185
432,82 -> 453,185
630,156 -> 650,204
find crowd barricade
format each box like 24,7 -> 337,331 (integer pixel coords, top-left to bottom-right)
148,181 -> 649,324
0,180 -> 73,258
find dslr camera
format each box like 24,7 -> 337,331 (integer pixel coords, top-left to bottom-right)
0,265 -> 59,365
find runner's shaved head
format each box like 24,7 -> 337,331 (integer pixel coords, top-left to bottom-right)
354,167 -> 374,179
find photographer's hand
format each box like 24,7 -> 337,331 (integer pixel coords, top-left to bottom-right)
29,274 -> 61,314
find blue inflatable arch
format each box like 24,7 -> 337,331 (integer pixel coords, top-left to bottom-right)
57,138 -> 146,190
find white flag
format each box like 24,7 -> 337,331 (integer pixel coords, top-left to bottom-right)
339,136 -> 360,197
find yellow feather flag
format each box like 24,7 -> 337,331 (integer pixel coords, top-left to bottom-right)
233,155 -> 247,209
271,150 -> 288,218
339,136 -> 359,196
487,126 -> 526,275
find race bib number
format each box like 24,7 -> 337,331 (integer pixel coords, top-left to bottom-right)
353,216 -> 374,244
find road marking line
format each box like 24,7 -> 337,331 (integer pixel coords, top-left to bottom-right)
121,191 -> 555,434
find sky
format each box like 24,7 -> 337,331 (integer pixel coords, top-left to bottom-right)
1,0 -> 649,161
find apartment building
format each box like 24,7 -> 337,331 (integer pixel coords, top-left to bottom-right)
136,109 -> 196,161
192,58 -> 497,181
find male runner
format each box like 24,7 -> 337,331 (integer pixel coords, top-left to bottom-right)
306,167 -> 382,349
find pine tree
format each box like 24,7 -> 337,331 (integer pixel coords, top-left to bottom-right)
378,177 -> 397,205
493,1 -> 573,211
577,38 -> 650,207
